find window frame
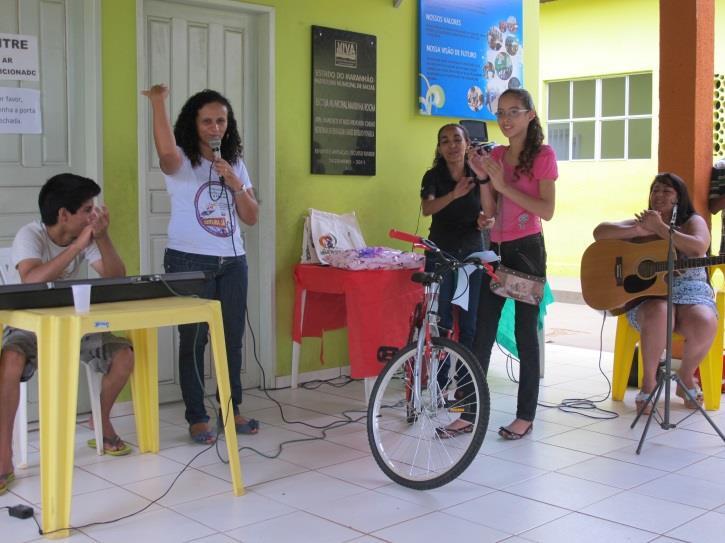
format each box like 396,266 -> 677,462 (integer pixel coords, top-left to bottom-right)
546,73 -> 654,161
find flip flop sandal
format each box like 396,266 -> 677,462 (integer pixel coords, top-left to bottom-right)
498,423 -> 533,440
634,390 -> 655,415
217,411 -> 260,434
435,423 -> 473,439
0,471 -> 15,495
87,435 -> 132,456
189,424 -> 217,445
676,385 -> 704,409
235,419 -> 259,434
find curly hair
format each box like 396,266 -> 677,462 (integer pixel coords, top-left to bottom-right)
648,172 -> 696,226
499,88 -> 544,178
432,123 -> 471,169
173,89 -> 243,167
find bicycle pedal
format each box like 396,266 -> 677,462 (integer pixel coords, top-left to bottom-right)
441,398 -> 463,412
377,346 -> 398,363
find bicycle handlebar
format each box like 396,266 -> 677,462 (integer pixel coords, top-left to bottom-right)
389,229 -> 497,280
388,229 -> 423,244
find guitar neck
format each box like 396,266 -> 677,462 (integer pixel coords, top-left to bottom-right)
653,254 -> 725,273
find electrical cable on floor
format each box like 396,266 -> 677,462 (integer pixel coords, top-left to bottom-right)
20,267 -> 364,535
22,284 -> 226,536
218,307 -> 366,462
502,311 -> 619,421
300,375 -> 357,389
31,398 -> 225,537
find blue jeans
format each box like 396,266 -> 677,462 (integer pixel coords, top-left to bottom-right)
425,249 -> 482,350
164,248 -> 248,425
473,233 -> 546,422
425,248 -> 482,393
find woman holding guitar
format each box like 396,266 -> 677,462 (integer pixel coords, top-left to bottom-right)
593,173 -> 717,413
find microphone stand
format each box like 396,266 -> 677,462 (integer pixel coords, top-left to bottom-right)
632,204 -> 725,454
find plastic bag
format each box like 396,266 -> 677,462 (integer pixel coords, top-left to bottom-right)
325,247 -> 424,270
303,209 -> 366,265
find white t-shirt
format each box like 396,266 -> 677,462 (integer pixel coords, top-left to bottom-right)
164,148 -> 253,257
9,221 -> 101,284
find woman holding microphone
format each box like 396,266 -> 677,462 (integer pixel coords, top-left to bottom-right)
143,84 -> 259,444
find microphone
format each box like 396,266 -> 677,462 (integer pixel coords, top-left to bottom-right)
670,203 -> 678,227
208,138 -> 223,184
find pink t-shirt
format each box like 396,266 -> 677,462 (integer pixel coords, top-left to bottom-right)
490,144 -> 558,243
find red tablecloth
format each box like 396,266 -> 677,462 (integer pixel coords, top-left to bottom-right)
292,264 -> 423,379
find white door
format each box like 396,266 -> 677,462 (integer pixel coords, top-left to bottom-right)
0,0 -> 100,245
139,0 -> 272,404
0,0 -> 100,420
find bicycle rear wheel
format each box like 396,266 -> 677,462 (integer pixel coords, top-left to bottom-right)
367,336 -> 489,490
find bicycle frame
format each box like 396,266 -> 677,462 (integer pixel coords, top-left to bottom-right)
411,279 -> 440,415
367,229 -> 493,489
389,228 -> 495,419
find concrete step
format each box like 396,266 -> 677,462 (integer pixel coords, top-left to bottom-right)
548,276 -> 585,305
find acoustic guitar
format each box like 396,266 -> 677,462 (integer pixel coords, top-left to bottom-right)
579,239 -> 725,313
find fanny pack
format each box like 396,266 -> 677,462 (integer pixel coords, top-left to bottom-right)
489,195 -> 545,305
489,264 -> 545,305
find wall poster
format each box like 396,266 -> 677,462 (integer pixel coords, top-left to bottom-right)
419,0 -> 523,120
311,26 -> 376,175
0,87 -> 41,134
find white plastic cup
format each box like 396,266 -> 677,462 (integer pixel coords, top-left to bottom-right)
71,284 -> 92,313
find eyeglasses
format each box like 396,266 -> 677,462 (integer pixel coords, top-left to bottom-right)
495,108 -> 530,119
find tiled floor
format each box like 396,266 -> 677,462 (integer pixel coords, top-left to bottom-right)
4,342 -> 725,542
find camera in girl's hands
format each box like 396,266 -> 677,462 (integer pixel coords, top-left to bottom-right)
471,141 -> 496,155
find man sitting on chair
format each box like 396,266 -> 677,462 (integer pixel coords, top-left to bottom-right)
0,173 -> 135,495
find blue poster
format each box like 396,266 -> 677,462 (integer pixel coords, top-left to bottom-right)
419,0 -> 523,120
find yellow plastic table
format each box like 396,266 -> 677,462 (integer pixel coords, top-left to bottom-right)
0,296 -> 244,538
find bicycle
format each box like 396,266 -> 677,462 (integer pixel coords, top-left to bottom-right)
367,229 -> 492,489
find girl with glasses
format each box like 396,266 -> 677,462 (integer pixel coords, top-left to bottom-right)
467,88 -> 558,440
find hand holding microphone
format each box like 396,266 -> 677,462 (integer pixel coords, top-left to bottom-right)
209,138 -> 224,184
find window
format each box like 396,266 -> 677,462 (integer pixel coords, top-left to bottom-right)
547,74 -> 653,160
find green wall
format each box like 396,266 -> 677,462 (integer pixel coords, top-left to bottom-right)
102,0 -> 140,275
539,0 -> 659,276
540,0 -> 725,275
99,0 -> 541,378
98,0 -> 725,380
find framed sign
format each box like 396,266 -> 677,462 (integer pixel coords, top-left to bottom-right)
419,0 -> 523,120
311,26 -> 376,175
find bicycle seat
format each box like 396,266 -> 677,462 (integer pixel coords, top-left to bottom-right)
411,271 -> 437,285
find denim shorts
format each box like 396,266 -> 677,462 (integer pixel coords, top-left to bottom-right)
1,327 -> 131,382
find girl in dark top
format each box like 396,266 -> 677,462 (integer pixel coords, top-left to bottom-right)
420,123 -> 493,407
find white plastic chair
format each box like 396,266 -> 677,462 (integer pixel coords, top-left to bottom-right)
0,248 -> 105,463
0,248 -> 28,467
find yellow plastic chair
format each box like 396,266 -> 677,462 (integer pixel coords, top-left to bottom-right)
611,289 -> 725,411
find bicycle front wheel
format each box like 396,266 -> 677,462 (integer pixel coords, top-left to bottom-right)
367,336 -> 489,490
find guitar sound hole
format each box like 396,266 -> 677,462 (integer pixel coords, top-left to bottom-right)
637,260 -> 657,278
623,275 -> 656,294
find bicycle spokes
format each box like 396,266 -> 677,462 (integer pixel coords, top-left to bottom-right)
367,337 -> 490,489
